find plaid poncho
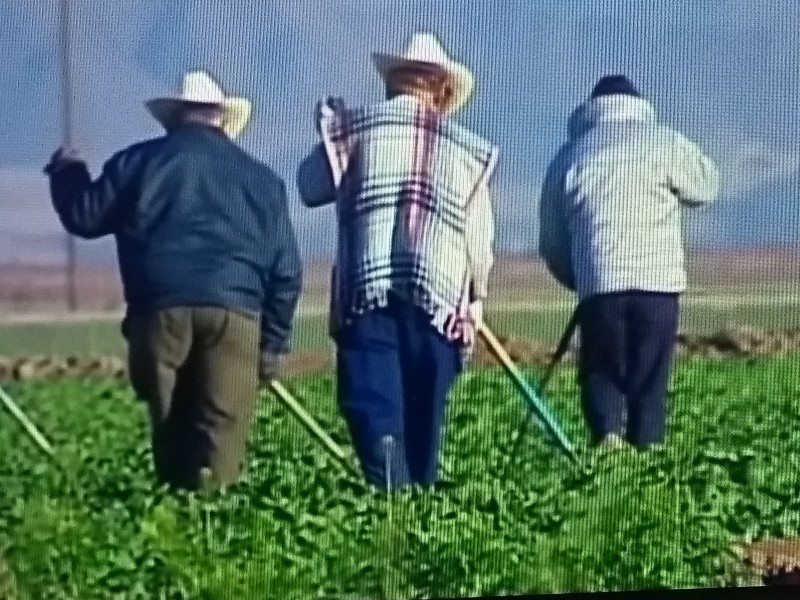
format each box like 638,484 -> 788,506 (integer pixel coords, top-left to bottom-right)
318,95 -> 498,357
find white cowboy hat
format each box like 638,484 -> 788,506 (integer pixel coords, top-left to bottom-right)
372,32 -> 475,113
145,70 -> 252,139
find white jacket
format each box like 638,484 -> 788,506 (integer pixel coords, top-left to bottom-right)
538,94 -> 720,300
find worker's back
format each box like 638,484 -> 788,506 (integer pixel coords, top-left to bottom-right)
106,123 -> 292,316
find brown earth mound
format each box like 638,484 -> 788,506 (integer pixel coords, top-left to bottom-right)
735,537 -> 800,586
1,326 -> 798,383
470,326 -> 800,366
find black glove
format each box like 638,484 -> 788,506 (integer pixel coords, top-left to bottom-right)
259,352 -> 281,383
43,146 -> 84,175
314,96 -> 346,133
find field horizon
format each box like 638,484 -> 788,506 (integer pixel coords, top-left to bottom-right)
0,246 -> 797,369
1,245 -> 798,316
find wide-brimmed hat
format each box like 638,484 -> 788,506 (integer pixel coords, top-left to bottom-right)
145,70 -> 252,139
372,32 -> 474,113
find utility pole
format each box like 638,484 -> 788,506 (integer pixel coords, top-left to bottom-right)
60,0 -> 78,312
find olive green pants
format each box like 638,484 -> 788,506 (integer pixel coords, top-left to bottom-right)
124,306 -> 260,490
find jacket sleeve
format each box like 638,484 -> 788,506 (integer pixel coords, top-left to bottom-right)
668,132 -> 721,207
465,182 -> 495,300
538,148 -> 576,291
297,143 -> 336,208
261,181 -> 304,355
47,152 -> 130,239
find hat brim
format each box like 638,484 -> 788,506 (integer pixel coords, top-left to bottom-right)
145,96 -> 252,139
372,53 -> 474,113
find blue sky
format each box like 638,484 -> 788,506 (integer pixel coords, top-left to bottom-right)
1,0 -> 798,263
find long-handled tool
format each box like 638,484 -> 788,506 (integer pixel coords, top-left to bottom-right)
59,0 -> 78,311
479,321 -> 582,470
0,385 -> 55,457
267,380 -> 357,477
502,307 -> 581,468
540,307 -> 581,392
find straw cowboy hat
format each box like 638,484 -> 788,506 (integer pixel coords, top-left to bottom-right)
372,32 -> 475,113
145,70 -> 252,139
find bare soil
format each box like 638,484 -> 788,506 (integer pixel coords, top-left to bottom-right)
1,325 -> 798,383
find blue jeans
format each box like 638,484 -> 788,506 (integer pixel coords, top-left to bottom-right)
578,291 -> 679,447
335,297 -> 462,490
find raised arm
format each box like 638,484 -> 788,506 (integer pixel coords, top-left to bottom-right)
297,143 -> 337,208
45,147 -> 132,239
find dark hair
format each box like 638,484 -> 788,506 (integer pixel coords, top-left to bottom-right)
590,75 -> 641,99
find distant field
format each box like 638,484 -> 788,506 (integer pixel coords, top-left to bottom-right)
1,247 -> 798,312
0,248 -> 797,356
0,294 -> 798,357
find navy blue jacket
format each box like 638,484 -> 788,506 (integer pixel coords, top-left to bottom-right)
47,124 -> 303,354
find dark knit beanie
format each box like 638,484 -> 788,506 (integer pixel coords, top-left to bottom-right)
590,75 -> 641,99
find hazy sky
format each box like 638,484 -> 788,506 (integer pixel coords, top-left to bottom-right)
1,0 -> 799,263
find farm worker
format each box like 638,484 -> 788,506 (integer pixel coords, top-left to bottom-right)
43,70 -> 303,491
296,33 -> 498,491
538,74 -> 720,451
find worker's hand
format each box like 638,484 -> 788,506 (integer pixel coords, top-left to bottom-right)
259,351 -> 282,384
449,302 -> 483,348
43,146 -> 84,175
315,96 -> 345,132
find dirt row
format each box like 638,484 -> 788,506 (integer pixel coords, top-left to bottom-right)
1,326 -> 799,383
481,325 -> 800,366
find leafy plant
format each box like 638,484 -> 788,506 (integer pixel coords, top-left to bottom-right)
2,357 -> 796,597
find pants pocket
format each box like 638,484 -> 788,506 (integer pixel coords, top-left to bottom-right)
201,310 -> 231,350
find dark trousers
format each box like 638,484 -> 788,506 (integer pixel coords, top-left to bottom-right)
578,291 -> 679,447
335,298 -> 462,491
124,306 -> 261,490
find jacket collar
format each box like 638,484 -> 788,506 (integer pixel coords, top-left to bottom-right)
169,122 -> 228,138
567,94 -> 657,139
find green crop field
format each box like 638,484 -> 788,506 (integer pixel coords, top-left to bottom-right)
2,356 -> 799,598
